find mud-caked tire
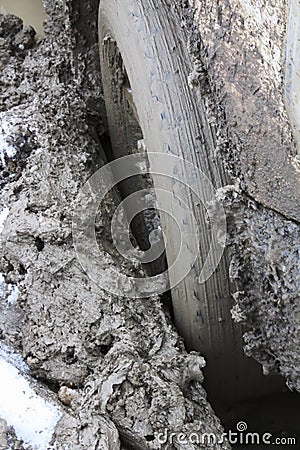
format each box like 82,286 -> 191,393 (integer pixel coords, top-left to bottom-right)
98,0 -> 282,403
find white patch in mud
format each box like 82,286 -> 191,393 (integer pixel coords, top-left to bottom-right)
0,207 -> 9,232
284,0 -> 300,153
6,282 -> 19,304
0,118 -> 17,167
0,273 -> 19,305
0,208 -> 19,304
0,347 -> 62,449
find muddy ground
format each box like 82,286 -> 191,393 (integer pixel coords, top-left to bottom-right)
0,0 -> 299,448
180,0 -> 300,392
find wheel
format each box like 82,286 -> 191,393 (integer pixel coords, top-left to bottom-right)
98,0 -> 282,403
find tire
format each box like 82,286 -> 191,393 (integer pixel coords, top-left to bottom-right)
98,0 -> 282,402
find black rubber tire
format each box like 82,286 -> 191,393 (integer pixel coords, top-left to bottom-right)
98,0 -> 282,403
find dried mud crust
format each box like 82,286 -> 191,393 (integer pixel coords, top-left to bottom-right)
0,8 -> 229,450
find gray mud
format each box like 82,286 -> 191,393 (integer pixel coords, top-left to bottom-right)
0,0 -> 299,448
0,4 -> 230,449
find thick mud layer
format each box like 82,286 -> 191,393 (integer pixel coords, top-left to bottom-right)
177,0 -> 300,392
0,7 -> 230,450
0,0 -> 46,37
0,0 -> 299,447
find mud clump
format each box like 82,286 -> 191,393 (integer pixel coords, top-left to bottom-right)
218,184 -> 300,391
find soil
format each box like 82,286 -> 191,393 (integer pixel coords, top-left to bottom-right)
0,0 -> 299,448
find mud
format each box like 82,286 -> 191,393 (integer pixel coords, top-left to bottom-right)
0,0 -> 299,447
177,0 -> 300,392
0,418 -> 24,450
0,5 -> 230,450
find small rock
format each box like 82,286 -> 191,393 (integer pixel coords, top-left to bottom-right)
58,386 -> 76,406
14,26 -> 36,51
